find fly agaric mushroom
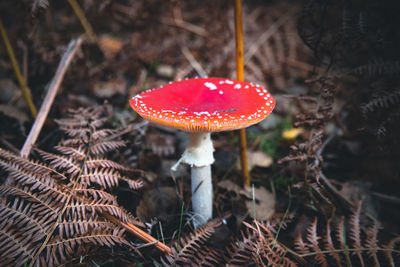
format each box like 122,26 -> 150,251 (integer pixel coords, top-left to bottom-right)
129,77 -> 275,227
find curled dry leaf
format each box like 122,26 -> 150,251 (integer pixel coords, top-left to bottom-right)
92,77 -> 127,98
237,150 -> 273,172
218,181 -> 275,221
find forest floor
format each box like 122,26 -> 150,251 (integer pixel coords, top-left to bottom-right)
1,0 -> 400,266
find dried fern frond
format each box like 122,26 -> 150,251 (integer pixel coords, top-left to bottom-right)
349,201 -> 365,266
294,205 -> 400,266
164,219 -> 298,267
0,105 -> 144,266
324,217 -> 342,267
361,89 -> 400,114
384,236 -> 400,267
163,219 -> 224,266
306,218 -> 328,267
350,61 -> 400,76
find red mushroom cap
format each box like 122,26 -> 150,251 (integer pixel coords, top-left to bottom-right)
129,77 -> 275,132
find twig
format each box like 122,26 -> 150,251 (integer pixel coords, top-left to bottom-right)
68,0 -> 98,43
161,7 -> 208,37
372,191 -> 400,205
0,18 -> 37,118
20,38 -> 83,158
180,45 -> 208,78
244,12 -> 292,64
234,0 -> 250,186
0,137 -> 20,154
102,213 -> 172,256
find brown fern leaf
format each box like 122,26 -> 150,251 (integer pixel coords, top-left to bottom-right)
91,128 -> 122,139
85,158 -> 140,173
383,236 -> 400,267
0,186 -> 62,216
0,105 -> 144,266
35,149 -> 81,176
225,228 -> 257,267
361,90 -> 400,113
81,168 -> 120,189
118,176 -> 143,190
0,199 -> 51,242
42,228 -> 129,266
74,188 -> 118,205
54,145 -> 86,160
252,221 -> 297,267
65,199 -> 132,223
58,218 -> 118,239
294,232 -> 310,255
163,219 -> 223,266
335,216 -> 346,251
62,127 -> 91,141
294,208 -> 400,266
365,222 -> 380,267
350,60 -> 400,76
0,219 -> 39,267
324,217 -> 342,267
225,221 -> 297,267
0,160 -> 69,203
89,140 -> 126,155
0,148 -> 67,181
349,201 -> 365,267
306,218 -> 328,267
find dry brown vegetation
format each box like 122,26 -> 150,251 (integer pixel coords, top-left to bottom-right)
0,0 -> 400,266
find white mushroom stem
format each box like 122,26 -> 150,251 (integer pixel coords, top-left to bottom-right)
171,132 -> 214,228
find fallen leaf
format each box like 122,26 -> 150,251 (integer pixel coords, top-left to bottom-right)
0,79 -> 19,103
282,127 -> 304,140
156,64 -> 174,78
99,35 -> 124,60
237,150 -> 273,171
218,180 -> 243,195
92,77 -> 126,98
244,186 -> 275,220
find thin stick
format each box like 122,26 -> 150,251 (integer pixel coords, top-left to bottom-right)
234,0 -> 250,186
244,12 -> 291,64
180,45 -> 208,78
161,7 -> 208,37
102,213 -> 172,256
20,38 -> 83,158
0,18 -> 37,118
68,0 -> 98,43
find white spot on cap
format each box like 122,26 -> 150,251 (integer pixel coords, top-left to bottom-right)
219,90 -> 223,94
204,82 -> 217,90
225,80 -> 234,84
234,84 -> 242,89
